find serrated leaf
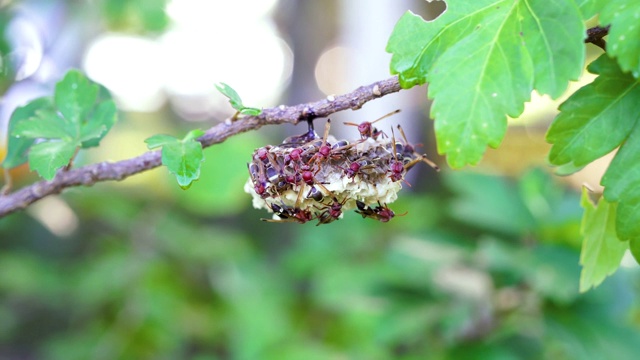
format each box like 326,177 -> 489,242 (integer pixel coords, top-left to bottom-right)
145,134 -> 179,149
11,71 -> 119,178
160,140 -> 204,189
387,1 -> 585,167
2,97 -> 53,169
547,55 -> 640,169
28,141 -> 78,180
12,109 -> 75,140
613,186 -> 640,242
387,5 -> 499,88
520,0 -> 585,98
55,70 -> 99,125
602,123 -> 640,203
600,0 -> 640,78
428,6 -> 533,167
81,100 -> 118,147
215,82 -> 244,110
579,189 -> 628,292
601,120 -> 640,244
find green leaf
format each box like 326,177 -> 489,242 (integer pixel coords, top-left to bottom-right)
520,0 -> 585,98
28,141 -> 78,180
576,0 -> 606,19
630,237 -> 640,264
552,162 -> 587,177
145,134 -> 179,149
387,1 -> 585,167
579,189 -> 628,292
160,140 -> 204,190
601,127 -> 640,242
600,0 -> 640,78
80,100 -> 118,147
240,107 -> 261,116
387,6 -> 498,88
2,97 -> 53,169
55,69 -> 99,125
103,0 -> 169,33
5,70 -> 119,178
145,131 -> 205,189
12,109 -> 75,140
215,82 -> 262,115
215,82 -> 244,110
546,55 -> 640,170
613,186 -> 640,241
182,129 -> 205,142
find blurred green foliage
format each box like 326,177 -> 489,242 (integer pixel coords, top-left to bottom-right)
2,168 -> 639,359
101,0 -> 170,33
2,1 -> 640,359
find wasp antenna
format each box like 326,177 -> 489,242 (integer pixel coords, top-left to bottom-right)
265,151 -> 281,172
371,109 -> 401,125
295,184 -> 305,208
322,119 -> 331,144
390,128 -> 398,162
315,183 -> 333,197
396,124 -> 410,145
421,155 -> 440,171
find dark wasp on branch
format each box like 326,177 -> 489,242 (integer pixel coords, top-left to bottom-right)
281,108 -> 319,146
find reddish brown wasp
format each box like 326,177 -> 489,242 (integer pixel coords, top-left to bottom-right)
312,184 -> 348,225
343,109 -> 400,140
338,159 -> 376,182
307,119 -> 359,165
388,128 -> 408,184
248,162 -> 270,197
253,146 -> 272,163
355,200 -> 407,223
395,124 -> 440,172
261,186 -> 314,224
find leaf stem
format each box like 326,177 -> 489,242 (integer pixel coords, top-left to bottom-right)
1,169 -> 12,195
63,146 -> 81,171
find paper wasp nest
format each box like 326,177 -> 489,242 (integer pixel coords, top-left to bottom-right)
244,111 -> 439,225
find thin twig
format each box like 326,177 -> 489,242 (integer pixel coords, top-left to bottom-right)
0,76 -> 402,218
585,25 -> 609,51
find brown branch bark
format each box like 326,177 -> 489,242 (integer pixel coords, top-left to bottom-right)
0,76 -> 402,218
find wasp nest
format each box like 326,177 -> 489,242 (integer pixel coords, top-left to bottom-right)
244,111 -> 439,225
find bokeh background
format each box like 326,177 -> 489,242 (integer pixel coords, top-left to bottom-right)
1,0 -> 640,359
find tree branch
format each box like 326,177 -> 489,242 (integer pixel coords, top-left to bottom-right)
0,77 -> 402,218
